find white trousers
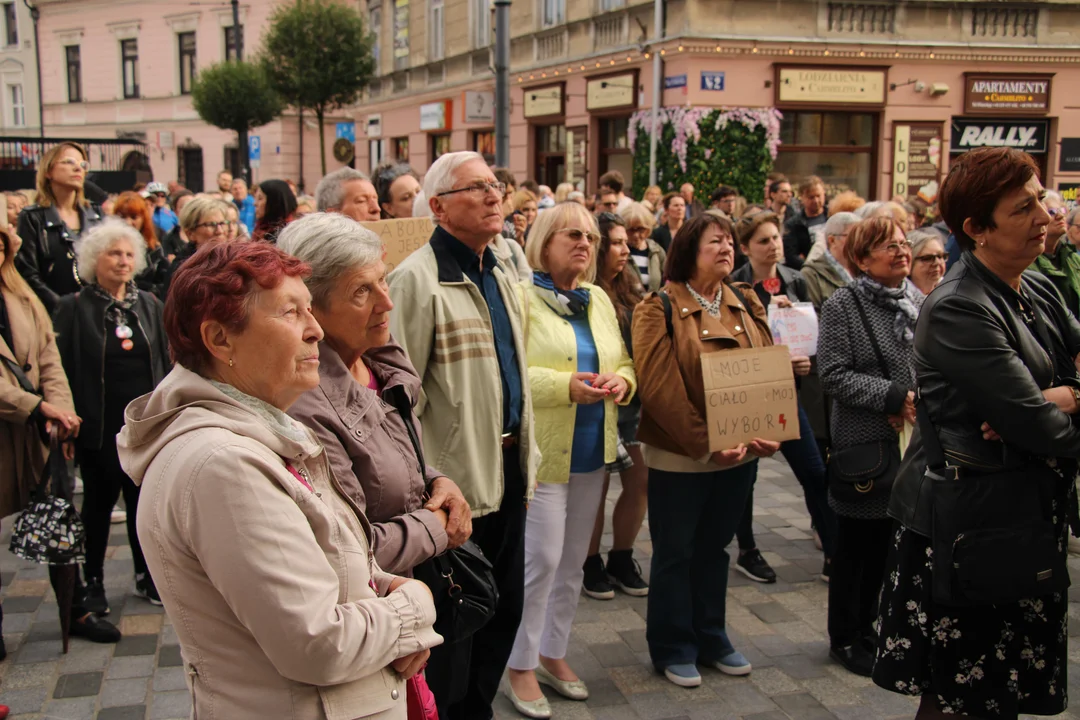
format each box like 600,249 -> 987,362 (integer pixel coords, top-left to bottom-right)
507,469 -> 607,670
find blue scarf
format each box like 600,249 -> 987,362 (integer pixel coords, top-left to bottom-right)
532,272 -> 591,317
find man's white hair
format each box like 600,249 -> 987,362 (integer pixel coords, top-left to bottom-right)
422,151 -> 486,200
76,218 -> 147,284
412,190 -> 431,218
315,167 -> 370,212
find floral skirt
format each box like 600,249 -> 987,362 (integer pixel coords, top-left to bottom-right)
873,521 -> 1069,719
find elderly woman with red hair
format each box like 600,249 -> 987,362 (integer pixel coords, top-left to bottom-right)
116,241 -> 441,720
113,191 -> 168,298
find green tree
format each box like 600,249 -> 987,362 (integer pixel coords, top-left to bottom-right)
260,0 -> 376,176
191,61 -> 284,183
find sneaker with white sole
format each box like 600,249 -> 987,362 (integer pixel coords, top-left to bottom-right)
134,573 -> 163,606
582,554 -> 615,600
111,510 -> 127,524
606,549 -> 649,597
662,663 -> 701,687
735,548 -> 777,583
705,649 -> 752,676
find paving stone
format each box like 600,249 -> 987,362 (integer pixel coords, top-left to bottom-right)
157,644 -> 183,667
118,614 -> 163,635
0,612 -> 34,633
152,666 -> 188,692
59,643 -> 114,673
14,642 -> 58,664
0,661 -> 56,690
100,678 -> 149,708
619,628 -> 648,654
743,712 -> 790,720
0,686 -> 49,714
750,632 -> 803,657
113,633 -> 159,657
149,689 -> 191,719
97,706 -> 149,720
584,676 -> 629,708
52,671 -> 103,698
589,641 -> 640,668
747,601 -> 798,624
106,656 -> 155,680
1,596 -> 42,614
41,695 -> 97,719
25,621 -> 61,644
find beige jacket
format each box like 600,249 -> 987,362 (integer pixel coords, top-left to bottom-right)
117,365 -> 441,720
0,287 -> 74,518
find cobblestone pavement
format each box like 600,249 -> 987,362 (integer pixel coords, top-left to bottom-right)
0,457 -> 1077,719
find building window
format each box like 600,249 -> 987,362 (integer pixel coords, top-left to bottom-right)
429,0 -> 444,61
776,111 -> 876,198
179,32 -> 197,95
65,45 -> 81,103
369,5 -> 382,73
473,0 -> 490,48
541,0 -> 565,28
8,84 -> 23,126
178,146 -> 204,192
535,124 -> 566,188
121,39 -> 139,99
473,130 -> 495,164
394,136 -> 409,162
598,0 -> 625,11
599,117 -> 632,193
369,139 -> 385,173
431,133 -> 451,160
225,25 -> 244,61
393,0 -> 409,71
2,3 -> 16,47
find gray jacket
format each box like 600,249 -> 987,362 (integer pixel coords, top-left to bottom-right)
287,339 -> 448,574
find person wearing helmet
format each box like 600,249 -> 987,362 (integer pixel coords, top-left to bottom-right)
146,182 -> 176,238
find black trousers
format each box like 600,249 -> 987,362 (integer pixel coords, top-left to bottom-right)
827,515 -> 892,648
426,444 -> 527,720
78,436 -> 148,583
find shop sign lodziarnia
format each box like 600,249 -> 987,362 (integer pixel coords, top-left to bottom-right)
775,66 -> 887,107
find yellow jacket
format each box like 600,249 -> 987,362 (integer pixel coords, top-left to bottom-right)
518,281 -> 637,484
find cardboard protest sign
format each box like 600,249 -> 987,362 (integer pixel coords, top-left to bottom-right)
768,302 -> 820,357
701,345 -> 801,451
360,217 -> 435,273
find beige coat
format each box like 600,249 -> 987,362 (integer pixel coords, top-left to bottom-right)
0,287 -> 74,518
117,365 -> 441,720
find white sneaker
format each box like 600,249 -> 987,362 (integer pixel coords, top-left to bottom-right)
111,510 -> 127,524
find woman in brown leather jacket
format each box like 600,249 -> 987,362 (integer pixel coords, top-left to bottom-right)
631,213 -> 780,688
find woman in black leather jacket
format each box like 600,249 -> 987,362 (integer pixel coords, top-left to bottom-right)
874,147 -> 1080,719
14,142 -> 104,315
55,219 -> 170,616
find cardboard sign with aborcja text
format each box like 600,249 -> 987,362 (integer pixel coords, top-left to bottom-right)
360,217 -> 436,273
701,346 -> 801,451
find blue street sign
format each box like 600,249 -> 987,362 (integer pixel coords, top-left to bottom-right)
249,135 -> 261,161
336,122 -> 356,143
664,74 -> 687,90
701,71 -> 726,91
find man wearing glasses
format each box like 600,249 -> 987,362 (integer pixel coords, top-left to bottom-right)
1029,190 -> 1080,317
388,151 -> 538,720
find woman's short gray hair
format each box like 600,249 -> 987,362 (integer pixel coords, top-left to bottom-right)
76,217 -> 147,284
179,196 -> 231,232
276,212 -> 383,310
907,227 -> 948,257
824,212 -> 860,240
422,151 -> 486,199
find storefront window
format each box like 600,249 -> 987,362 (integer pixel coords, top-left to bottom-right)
394,137 -> 409,162
431,133 -> 452,160
777,111 -> 876,198
474,130 -> 495,165
535,124 -> 566,188
599,116 -> 633,194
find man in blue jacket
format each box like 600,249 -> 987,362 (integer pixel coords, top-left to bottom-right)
231,178 -> 256,234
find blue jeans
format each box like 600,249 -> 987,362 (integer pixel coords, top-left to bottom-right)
646,460 -> 756,669
736,403 -> 837,557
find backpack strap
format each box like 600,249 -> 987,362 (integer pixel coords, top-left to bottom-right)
658,289 -> 673,338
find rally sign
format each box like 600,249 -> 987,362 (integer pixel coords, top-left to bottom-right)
360,217 -> 435,273
949,118 -> 1048,154
701,346 -> 800,451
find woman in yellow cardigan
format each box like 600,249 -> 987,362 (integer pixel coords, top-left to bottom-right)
502,202 -> 636,719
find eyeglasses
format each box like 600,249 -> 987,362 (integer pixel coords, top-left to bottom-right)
193,221 -> 229,231
560,228 -> 600,244
627,226 -> 650,235
874,240 -> 913,256
436,181 -> 506,198
54,158 -> 89,171
915,252 -> 948,263
1048,206 -> 1067,218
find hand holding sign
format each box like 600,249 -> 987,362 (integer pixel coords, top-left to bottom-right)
701,346 -> 801,451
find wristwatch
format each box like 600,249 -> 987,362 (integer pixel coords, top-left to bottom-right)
1071,386 -> 1080,409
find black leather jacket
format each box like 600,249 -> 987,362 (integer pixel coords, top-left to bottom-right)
14,204 -> 104,315
53,288 -> 170,450
890,251 -> 1080,536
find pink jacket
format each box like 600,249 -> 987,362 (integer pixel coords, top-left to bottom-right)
117,365 -> 442,720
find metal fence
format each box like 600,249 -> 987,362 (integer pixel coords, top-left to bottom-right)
0,136 -> 150,193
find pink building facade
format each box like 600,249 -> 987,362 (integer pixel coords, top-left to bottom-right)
35,0 -> 343,193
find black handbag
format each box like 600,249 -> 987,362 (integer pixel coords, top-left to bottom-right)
917,300 -> 1070,607
827,287 -> 901,502
10,434 -> 85,566
385,386 -> 499,643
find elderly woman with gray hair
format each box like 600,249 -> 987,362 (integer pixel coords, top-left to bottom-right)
279,212 -> 472,576
800,212 -> 860,311
906,227 -> 948,297
55,218 -> 171,613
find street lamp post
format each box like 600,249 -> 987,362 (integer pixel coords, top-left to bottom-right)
494,0 -> 510,167
648,0 -> 662,187
231,0 -> 251,186
23,0 -> 44,140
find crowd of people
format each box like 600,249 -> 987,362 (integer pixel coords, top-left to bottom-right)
0,138 -> 1078,720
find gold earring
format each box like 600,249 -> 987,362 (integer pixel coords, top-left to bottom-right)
229,358 -> 234,368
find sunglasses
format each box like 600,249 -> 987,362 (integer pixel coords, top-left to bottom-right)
914,252 -> 948,263
560,228 -> 600,243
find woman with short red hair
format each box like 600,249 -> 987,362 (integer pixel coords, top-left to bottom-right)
116,241 -> 441,720
113,191 -> 168,298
